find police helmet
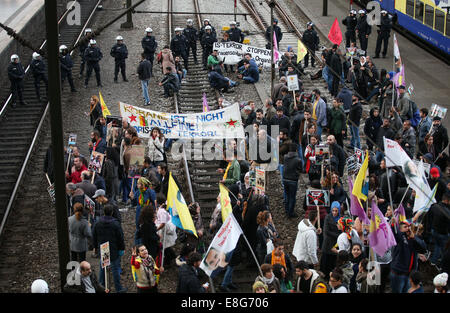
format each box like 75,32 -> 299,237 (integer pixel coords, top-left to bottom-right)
358,9 -> 366,14
204,19 -> 210,23
85,28 -> 92,34
31,279 -> 49,293
230,21 -> 237,26
145,27 -> 153,33
307,22 -> 314,28
381,10 -> 387,14
116,35 -> 123,41
350,9 -> 357,15
32,52 -> 40,60
175,27 -> 182,32
205,25 -> 212,30
187,19 -> 193,25
89,39 -> 97,45
10,54 -> 19,62
59,45 -> 68,52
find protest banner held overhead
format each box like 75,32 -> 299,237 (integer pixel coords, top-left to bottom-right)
127,145 -> 145,179
200,213 -> 243,278
88,151 -> 104,174
120,102 -> 245,140
213,41 -> 275,68
306,189 -> 330,208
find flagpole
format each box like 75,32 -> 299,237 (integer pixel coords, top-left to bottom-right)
161,226 -> 166,268
241,232 -> 264,277
391,36 -> 395,108
399,186 -> 410,206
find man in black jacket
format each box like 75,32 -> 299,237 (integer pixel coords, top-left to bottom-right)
30,52 -> 48,102
270,107 -> 291,137
93,205 -> 126,293
59,45 -> 77,92
159,66 -> 180,98
327,135 -> 346,177
142,27 -> 158,70
265,18 -> 282,49
201,26 -> 217,70
282,143 -> 302,218
176,252 -> 209,293
342,10 -> 357,48
431,116 -> 449,156
64,261 -> 107,293
374,10 -> 392,58
137,53 -> 152,106
84,39 -> 103,88
329,48 -> 343,97
302,22 -> 319,68
356,10 -> 371,52
428,193 -> 450,266
171,28 -> 189,70
110,36 -> 128,83
184,19 -> 198,64
348,95 -> 362,149
226,21 -> 245,43
375,117 -> 395,162
8,54 -> 27,108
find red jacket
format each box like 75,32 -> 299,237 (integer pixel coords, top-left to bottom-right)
70,165 -> 87,184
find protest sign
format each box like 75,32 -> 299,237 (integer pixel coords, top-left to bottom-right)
106,115 -> 122,147
213,41 -> 274,68
200,213 -> 243,278
249,169 -> 256,187
127,145 -> 145,178
287,74 -> 299,91
347,154 -> 362,177
120,102 -> 245,140
100,242 -> 110,268
430,103 -> 447,119
315,144 -> 329,156
306,189 -> 330,208
47,184 -> 55,204
84,195 -> 95,217
88,151 -> 104,174
68,133 -> 77,146
255,168 -> 265,195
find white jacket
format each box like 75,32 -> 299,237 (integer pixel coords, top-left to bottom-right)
292,219 -> 319,265
147,136 -> 165,162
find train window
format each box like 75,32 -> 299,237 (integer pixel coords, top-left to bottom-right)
435,9 -> 445,34
406,0 -> 414,17
424,5 -> 434,28
415,1 -> 424,22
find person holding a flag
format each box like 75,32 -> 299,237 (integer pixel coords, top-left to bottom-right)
265,18 -> 282,49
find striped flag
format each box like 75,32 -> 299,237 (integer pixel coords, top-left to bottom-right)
139,115 -> 148,127
98,91 -> 111,118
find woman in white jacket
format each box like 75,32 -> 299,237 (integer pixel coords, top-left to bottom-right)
292,211 -> 321,267
147,127 -> 165,166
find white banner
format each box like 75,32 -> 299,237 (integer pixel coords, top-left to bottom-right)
200,213 -> 243,278
213,41 -> 273,68
119,102 -> 245,139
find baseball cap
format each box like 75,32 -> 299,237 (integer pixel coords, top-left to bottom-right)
92,189 -> 106,198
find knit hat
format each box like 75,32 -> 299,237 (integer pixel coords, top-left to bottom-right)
252,281 -> 269,293
430,167 -> 440,178
433,273 -> 448,287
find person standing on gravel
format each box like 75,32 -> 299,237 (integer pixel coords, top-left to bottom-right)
137,53 -> 152,106
142,28 -> 158,72
84,39 -> 103,88
301,22 -> 319,68
110,35 -> 128,83
226,21 -> 245,43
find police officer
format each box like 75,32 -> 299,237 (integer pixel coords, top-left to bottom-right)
199,19 -> 217,40
302,22 -> 319,68
356,10 -> 371,52
110,35 -> 128,83
84,39 -> 103,88
226,21 -> 244,43
200,25 -> 217,70
265,18 -> 282,49
141,27 -> 158,71
30,52 -> 48,102
79,28 -> 92,78
170,28 -> 189,70
7,54 -> 26,107
59,45 -> 77,92
183,19 -> 198,64
342,9 -> 357,48
374,10 -> 392,58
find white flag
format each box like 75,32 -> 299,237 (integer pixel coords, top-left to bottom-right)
200,213 -> 243,278
393,34 -> 401,60
412,160 -> 437,213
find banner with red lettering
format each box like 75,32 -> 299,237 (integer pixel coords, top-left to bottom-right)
200,213 -> 243,278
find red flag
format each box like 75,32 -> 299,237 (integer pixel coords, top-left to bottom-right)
328,18 -> 343,46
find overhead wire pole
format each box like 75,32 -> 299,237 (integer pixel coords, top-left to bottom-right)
269,1 -> 275,97
44,0 -> 71,290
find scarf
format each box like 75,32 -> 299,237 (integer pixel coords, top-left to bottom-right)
260,273 -> 275,285
271,250 -> 286,269
138,187 -> 149,207
338,217 -> 353,240
141,256 -> 158,286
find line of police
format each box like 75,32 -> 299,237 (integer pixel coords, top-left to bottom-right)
342,9 -> 393,58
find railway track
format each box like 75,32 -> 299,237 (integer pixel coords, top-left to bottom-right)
0,0 -> 102,290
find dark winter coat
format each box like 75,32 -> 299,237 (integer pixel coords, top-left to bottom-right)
84,46 -> 103,63
176,264 -> 206,293
226,27 -> 245,43
63,271 -> 105,293
30,59 -> 46,77
330,143 -> 346,177
364,108 -> 383,147
348,101 -> 362,126
322,213 -> 341,254
110,43 -> 128,61
265,25 -> 282,43
59,54 -> 73,74
92,215 -> 125,261
8,62 -> 25,81
390,225 -> 427,275
183,26 -> 198,43
200,32 -> 217,49
141,35 -> 158,54
283,151 -> 302,182
270,115 -> 291,137
330,52 -> 342,77
356,15 -> 372,36
137,59 -> 152,80
302,28 -> 319,50
170,34 -> 188,55
137,221 -> 160,259
342,16 -> 357,32
329,106 -> 346,136
376,126 -> 395,151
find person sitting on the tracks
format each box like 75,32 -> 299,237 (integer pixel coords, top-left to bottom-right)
208,65 -> 238,93
159,66 -> 179,98
174,55 -> 186,83
237,60 -> 259,84
237,53 -> 257,73
207,49 -> 220,70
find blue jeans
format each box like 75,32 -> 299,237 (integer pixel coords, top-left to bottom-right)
366,87 -> 379,102
226,77 -> 237,87
322,66 -> 333,91
141,79 -> 149,104
431,230 -> 449,264
121,177 -> 132,202
297,145 -> 305,170
375,151 -> 385,163
243,76 -> 257,84
283,179 -> 298,216
317,124 -> 323,137
350,125 -> 361,149
221,265 -> 234,287
389,271 -> 410,293
99,257 -> 123,292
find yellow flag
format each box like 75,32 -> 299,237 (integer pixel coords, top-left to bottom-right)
297,39 -> 308,63
352,151 -> 369,202
99,91 -> 111,118
219,183 -> 233,223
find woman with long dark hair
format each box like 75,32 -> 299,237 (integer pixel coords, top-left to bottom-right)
137,205 -> 160,260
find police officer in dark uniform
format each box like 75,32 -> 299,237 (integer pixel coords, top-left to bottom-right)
201,25 -> 217,70
7,54 -> 26,107
110,35 -> 128,83
59,45 -> 77,92
356,9 -> 371,53
170,28 -> 189,70
199,19 -> 217,40
30,52 -> 48,102
226,21 -> 244,43
183,19 -> 198,64
141,27 -> 158,72
79,28 -> 92,78
265,18 -> 282,49
342,9 -> 357,48
302,22 -> 319,68
84,39 -> 103,88
374,10 -> 392,58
